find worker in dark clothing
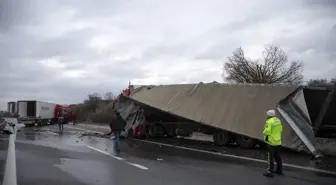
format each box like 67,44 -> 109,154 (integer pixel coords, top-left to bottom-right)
58,115 -> 64,130
106,111 -> 126,152
73,115 -> 78,125
263,110 -> 283,177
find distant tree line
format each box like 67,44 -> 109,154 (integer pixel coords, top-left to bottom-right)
307,79 -> 336,89
83,92 -> 116,112
68,92 -> 116,123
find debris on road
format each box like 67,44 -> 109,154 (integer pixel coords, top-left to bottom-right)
81,132 -> 110,138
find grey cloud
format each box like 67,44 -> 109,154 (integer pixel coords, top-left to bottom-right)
0,0 -> 26,32
304,0 -> 336,7
0,1 -> 145,109
193,2 -> 336,79
1,0 -> 336,110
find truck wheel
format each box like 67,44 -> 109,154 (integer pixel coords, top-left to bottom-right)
213,131 -> 230,146
258,142 -> 267,148
148,125 -> 159,137
229,134 -> 236,143
164,125 -> 176,138
236,135 -> 257,149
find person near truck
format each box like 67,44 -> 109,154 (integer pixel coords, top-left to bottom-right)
263,109 -> 283,177
58,114 -> 64,130
73,114 -> 78,125
105,111 -> 126,152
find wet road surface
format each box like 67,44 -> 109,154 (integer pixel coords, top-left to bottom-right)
61,123 -> 336,173
1,125 -> 336,185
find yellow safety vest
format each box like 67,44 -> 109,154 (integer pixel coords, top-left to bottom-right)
263,117 -> 283,146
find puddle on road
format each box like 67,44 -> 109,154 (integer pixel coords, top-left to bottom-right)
55,158 -> 116,184
16,127 -> 118,154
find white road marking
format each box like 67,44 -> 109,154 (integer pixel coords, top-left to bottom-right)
126,162 -> 149,170
67,125 -> 336,175
3,132 -> 17,185
86,146 -> 148,170
87,146 -> 118,157
133,139 -> 336,176
113,156 -> 125,161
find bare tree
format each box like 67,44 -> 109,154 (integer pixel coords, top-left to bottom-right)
222,45 -> 304,85
104,92 -> 115,100
84,93 -> 102,111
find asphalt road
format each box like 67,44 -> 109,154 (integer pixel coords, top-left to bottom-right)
0,125 -> 335,185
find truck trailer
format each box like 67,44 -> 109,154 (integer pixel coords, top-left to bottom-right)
16,100 -> 75,126
7,102 -> 17,114
116,82 -> 336,157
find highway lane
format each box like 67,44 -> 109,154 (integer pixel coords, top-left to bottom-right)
65,123 -> 336,173
0,136 -> 9,184
1,125 -> 335,185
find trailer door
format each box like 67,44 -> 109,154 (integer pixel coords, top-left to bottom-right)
18,101 -> 27,117
27,101 -> 37,117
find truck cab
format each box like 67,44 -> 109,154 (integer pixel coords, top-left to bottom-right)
54,105 -> 75,124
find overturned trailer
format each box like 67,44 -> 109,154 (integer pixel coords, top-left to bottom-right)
116,83 -> 336,157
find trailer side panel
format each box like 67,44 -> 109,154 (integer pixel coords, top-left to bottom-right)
36,101 -> 56,119
129,83 -> 304,149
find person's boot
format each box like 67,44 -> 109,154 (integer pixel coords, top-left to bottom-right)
115,148 -> 121,152
263,172 -> 274,177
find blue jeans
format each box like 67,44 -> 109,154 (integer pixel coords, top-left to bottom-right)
114,131 -> 121,149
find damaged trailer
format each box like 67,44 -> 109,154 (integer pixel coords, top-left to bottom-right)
116,83 -> 336,157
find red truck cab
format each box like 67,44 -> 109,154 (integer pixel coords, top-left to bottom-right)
55,104 -> 75,123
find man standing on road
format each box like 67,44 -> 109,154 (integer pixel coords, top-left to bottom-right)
73,114 -> 78,125
263,109 -> 283,177
106,111 -> 126,152
58,115 -> 64,130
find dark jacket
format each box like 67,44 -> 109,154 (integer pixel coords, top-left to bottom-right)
109,115 -> 126,131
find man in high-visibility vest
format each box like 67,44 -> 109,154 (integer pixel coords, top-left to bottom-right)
263,110 -> 283,177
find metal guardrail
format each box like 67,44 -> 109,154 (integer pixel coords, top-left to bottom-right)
1,117 -> 18,185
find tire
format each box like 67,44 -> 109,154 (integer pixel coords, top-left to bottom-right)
229,134 -> 236,143
148,125 -> 160,137
258,142 -> 267,148
236,135 -> 257,149
164,125 -> 176,138
213,131 -> 230,146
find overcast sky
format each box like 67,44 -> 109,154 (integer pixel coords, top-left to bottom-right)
0,0 -> 335,110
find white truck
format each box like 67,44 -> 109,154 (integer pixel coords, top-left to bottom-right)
17,100 -> 57,125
